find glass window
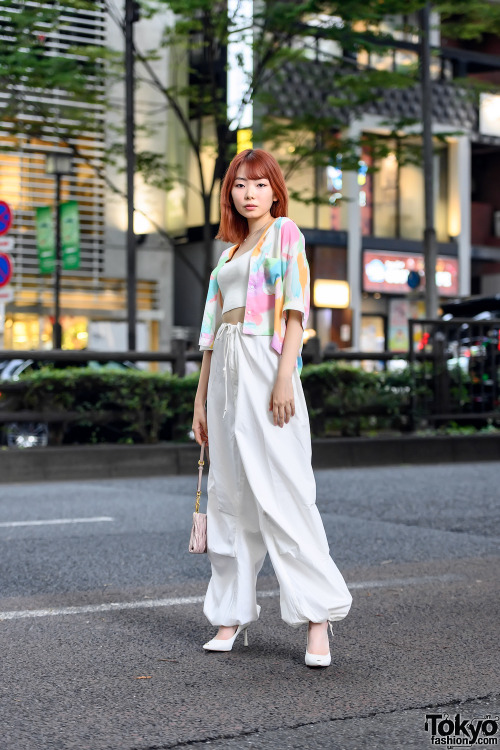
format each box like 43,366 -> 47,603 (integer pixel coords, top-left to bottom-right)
326,150 -> 373,234
3,314 -> 40,350
372,138 -> 448,241
373,151 -> 398,237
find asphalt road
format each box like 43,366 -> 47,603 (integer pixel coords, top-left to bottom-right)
1,461 -> 499,750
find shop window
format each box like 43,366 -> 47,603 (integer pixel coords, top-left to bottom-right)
373,139 -> 448,241
3,314 -> 41,350
361,315 -> 386,351
360,314 -> 386,372
327,150 -> 373,234
61,316 -> 89,350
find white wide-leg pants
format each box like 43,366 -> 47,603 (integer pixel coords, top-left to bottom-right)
203,322 -> 352,628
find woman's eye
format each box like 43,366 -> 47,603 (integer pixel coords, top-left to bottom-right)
257,183 -> 267,188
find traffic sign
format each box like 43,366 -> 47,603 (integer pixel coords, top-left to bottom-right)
0,253 -> 13,287
0,286 -> 13,303
0,237 -> 14,252
0,201 -> 13,236
407,270 -> 421,289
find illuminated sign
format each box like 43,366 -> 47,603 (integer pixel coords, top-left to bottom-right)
314,279 -> 350,308
480,93 -> 500,137
363,251 -> 459,296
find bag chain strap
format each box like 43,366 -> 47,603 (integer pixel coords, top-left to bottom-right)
195,441 -> 206,513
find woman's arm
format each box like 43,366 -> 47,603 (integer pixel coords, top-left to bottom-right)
269,309 -> 303,428
192,350 -> 213,445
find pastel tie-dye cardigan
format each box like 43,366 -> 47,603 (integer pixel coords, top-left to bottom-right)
199,217 -> 310,372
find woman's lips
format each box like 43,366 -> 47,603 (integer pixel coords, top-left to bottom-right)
244,205 -> 257,209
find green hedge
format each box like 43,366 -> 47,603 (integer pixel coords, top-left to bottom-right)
0,363 -> 416,444
301,362 -> 412,437
6,368 -> 200,445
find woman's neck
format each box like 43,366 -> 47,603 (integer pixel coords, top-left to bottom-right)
246,211 -> 272,236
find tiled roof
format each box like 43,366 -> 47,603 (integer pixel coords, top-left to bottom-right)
264,59 -> 478,131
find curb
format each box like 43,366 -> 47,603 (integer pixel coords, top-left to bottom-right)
0,434 -> 499,483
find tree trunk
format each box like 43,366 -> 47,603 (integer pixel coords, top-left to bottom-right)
200,193 -> 214,323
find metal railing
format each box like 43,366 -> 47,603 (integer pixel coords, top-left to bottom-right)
0,341 -> 407,375
1,317 -> 499,439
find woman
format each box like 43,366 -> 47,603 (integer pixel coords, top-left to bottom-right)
192,148 -> 352,667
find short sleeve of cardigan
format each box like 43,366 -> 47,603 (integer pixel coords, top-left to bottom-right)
198,247 -> 231,351
281,220 -> 310,328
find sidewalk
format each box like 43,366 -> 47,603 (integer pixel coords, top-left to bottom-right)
1,433 -> 499,483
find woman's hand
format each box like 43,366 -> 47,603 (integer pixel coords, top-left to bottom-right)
193,351 -> 212,446
269,374 -> 295,428
192,401 -> 209,446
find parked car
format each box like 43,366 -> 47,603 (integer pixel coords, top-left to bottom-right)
440,294 -> 500,363
439,295 -> 500,412
441,293 -> 500,320
0,357 -> 138,448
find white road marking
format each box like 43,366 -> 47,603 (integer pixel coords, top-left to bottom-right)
348,574 -> 461,589
0,574 -> 462,622
0,517 -> 114,529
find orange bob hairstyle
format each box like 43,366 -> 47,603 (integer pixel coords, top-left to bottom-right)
216,149 -> 288,244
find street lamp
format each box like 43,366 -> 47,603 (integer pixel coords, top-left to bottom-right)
419,2 -> 438,320
45,153 -> 74,349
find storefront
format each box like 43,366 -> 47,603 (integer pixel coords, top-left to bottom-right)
300,122 -> 471,355
2,275 -> 162,352
360,249 -> 460,352
306,239 -> 461,355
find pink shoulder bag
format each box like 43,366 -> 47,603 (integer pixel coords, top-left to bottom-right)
188,441 -> 208,554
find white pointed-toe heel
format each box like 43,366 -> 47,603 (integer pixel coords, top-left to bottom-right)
203,623 -> 250,652
305,622 -> 332,667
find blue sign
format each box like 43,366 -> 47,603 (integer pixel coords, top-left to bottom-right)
0,253 -> 13,287
0,201 -> 13,236
407,270 -> 421,289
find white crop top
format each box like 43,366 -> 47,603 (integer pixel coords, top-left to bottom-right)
218,249 -> 253,315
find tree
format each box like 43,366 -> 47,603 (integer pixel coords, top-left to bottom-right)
125,0 -> 426,312
0,0 -> 104,140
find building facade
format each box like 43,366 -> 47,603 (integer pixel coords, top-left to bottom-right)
172,9 -> 500,355
0,2 -> 174,354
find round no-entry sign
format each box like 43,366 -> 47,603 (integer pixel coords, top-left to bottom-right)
0,253 -> 13,287
0,201 -> 13,236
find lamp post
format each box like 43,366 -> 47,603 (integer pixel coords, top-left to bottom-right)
419,2 -> 439,319
45,153 -> 73,349
125,0 -> 140,351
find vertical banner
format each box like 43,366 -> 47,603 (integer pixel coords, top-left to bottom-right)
35,206 -> 55,274
388,297 -> 411,352
60,200 -> 80,270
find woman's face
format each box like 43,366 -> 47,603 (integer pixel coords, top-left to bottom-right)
231,163 -> 276,222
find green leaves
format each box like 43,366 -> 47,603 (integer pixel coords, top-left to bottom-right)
0,0 -> 104,141
11,367 -> 196,444
437,1 -> 500,41
301,361 -> 412,437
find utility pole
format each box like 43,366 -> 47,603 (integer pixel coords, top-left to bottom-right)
125,0 -> 139,350
419,2 -> 439,319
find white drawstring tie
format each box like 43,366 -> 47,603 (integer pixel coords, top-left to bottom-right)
216,323 -> 240,419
